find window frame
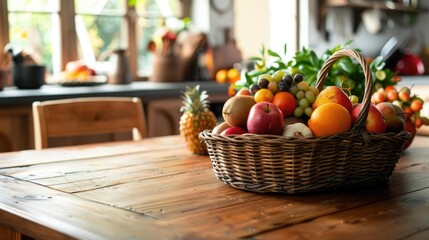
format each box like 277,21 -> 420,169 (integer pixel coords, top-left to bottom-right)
0,0 -> 149,82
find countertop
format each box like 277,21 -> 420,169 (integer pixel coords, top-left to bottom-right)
397,75 -> 429,86
0,81 -> 230,106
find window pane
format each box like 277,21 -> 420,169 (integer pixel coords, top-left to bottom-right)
8,12 -> 59,73
7,0 -> 59,12
135,0 -> 180,17
75,0 -> 125,15
135,0 -> 181,75
76,15 -> 126,63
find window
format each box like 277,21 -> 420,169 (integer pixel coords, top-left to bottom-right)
1,0 -> 183,80
134,0 -> 182,75
6,0 -> 60,73
75,0 -> 128,63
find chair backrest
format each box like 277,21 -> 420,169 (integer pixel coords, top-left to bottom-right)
32,97 -> 147,149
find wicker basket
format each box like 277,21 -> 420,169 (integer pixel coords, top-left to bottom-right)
199,49 -> 411,194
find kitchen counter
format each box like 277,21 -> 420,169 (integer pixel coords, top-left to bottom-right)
0,81 -> 229,106
0,76 -> 424,106
398,75 -> 429,86
0,81 -> 230,151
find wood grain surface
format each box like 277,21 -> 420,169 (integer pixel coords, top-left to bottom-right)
0,135 -> 428,239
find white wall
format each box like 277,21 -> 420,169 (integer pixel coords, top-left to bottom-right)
234,0 -> 298,60
191,0 -> 234,46
234,0 -> 270,59
195,1 -> 429,62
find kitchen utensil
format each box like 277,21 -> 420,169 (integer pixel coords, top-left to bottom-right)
150,54 -> 181,82
395,50 -> 425,75
108,49 -> 132,85
380,36 -> 417,71
362,8 -> 385,34
13,64 -> 46,89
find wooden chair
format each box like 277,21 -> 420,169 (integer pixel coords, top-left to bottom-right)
32,97 -> 147,150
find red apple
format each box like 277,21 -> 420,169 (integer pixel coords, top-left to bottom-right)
236,88 -> 252,96
65,60 -> 88,73
403,117 -> 416,150
376,102 -> 405,132
312,86 -> 353,112
87,68 -> 97,76
351,103 -> 387,133
220,126 -> 248,136
247,102 -> 284,135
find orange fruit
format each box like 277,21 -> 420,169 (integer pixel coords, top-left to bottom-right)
308,103 -> 352,137
272,92 -> 297,117
215,69 -> 228,84
227,68 -> 240,83
254,89 -> 274,103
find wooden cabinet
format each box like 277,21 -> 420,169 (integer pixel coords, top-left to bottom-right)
0,81 -> 229,152
0,90 -> 228,152
0,107 -> 33,152
146,99 -> 183,137
145,94 -> 227,137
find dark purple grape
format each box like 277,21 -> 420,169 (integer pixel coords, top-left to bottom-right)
258,78 -> 269,88
278,81 -> 290,92
250,84 -> 261,94
282,74 -> 293,86
294,73 -> 304,83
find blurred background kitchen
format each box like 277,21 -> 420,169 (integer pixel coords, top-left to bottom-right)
2,0 -> 429,81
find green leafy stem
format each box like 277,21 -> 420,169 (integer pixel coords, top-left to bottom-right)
233,41 -> 399,100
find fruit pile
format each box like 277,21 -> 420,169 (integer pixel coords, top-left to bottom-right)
214,71 -> 423,141
215,68 -> 240,84
371,86 -> 429,128
58,60 -> 97,81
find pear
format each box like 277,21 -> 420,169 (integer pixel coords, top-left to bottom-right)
222,95 -> 256,128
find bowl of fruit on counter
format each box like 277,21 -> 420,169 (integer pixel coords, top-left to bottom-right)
48,60 -> 107,86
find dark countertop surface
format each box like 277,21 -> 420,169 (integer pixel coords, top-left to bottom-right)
0,81 -> 230,106
0,76 -> 425,107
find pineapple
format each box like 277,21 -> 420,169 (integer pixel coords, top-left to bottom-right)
179,85 -> 217,155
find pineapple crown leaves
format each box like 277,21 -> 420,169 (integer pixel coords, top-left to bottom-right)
180,85 -> 211,115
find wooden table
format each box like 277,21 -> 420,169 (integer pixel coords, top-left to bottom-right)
0,135 -> 428,240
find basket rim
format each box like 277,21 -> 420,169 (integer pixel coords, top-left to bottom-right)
200,129 -> 411,142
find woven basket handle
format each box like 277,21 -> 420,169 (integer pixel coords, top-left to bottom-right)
315,49 -> 373,132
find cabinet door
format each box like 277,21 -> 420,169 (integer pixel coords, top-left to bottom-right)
145,93 -> 228,138
0,107 -> 33,152
146,99 -> 182,137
